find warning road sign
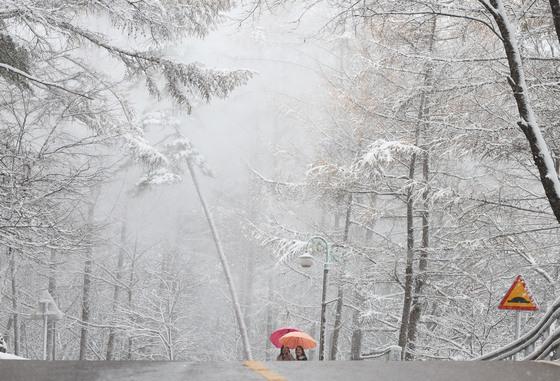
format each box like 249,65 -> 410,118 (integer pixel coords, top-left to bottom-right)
498,275 -> 538,311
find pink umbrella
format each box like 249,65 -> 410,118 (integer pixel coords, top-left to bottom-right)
269,327 -> 301,348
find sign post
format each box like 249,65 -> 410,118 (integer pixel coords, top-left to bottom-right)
42,301 -> 48,360
498,275 -> 538,359
28,290 -> 63,360
515,311 -> 521,341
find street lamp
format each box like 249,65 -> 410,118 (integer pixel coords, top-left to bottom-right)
298,253 -> 314,268
298,236 -> 333,361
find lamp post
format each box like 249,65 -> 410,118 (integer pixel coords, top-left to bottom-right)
298,236 -> 332,361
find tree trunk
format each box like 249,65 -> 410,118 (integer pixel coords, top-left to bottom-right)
127,235 -> 138,360
47,249 -> 57,360
9,247 -> 19,355
406,151 -> 430,360
79,197 -> 96,360
329,285 -> 344,360
397,153 -> 417,359
549,0 -> 560,45
350,291 -> 365,360
405,16 -> 437,360
364,194 -> 377,242
329,193 -> 352,360
79,242 -> 93,360
397,15 -> 438,359
186,160 -> 252,360
106,210 -> 127,360
483,0 -> 560,223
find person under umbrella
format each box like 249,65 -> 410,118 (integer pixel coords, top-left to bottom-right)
278,331 -> 316,350
277,345 -> 294,361
295,345 -> 307,361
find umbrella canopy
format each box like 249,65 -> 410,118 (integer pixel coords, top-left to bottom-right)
269,327 -> 301,348
279,331 -> 317,349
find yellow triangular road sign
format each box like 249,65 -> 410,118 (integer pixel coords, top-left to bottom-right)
498,275 -> 538,311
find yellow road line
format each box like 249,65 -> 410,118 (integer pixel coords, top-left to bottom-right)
243,360 -> 287,381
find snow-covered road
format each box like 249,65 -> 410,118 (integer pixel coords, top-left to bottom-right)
0,360 -> 559,381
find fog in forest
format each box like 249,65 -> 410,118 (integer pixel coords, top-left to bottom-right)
2,1 -> 560,364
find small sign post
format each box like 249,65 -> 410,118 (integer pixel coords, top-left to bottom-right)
498,275 -> 538,359
28,290 -> 63,360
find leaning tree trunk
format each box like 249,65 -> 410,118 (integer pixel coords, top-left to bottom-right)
480,0 -> 560,223
186,160 -> 252,360
329,193 -> 352,360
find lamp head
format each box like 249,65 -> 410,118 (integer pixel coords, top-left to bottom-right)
298,253 -> 315,268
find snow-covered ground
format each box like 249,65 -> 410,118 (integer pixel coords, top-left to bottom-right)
0,353 -> 27,360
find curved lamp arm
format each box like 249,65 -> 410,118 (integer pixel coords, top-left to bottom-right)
306,236 -> 332,269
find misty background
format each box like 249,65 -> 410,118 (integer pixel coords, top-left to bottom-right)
2,0 -> 560,363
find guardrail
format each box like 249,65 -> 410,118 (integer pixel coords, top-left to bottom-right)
476,297 -> 560,361
361,345 -> 402,361
359,298 -> 560,362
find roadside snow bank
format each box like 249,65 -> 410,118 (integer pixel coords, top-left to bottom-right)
0,353 -> 27,360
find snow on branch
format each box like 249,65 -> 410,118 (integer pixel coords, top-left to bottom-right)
248,222 -> 308,265
89,0 -> 232,40
48,19 -> 252,112
135,168 -> 182,190
125,134 -> 168,170
248,165 -> 305,198
305,161 -> 354,196
353,139 -> 424,177
262,237 -> 309,265
132,112 -> 213,193
0,62 -> 91,99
